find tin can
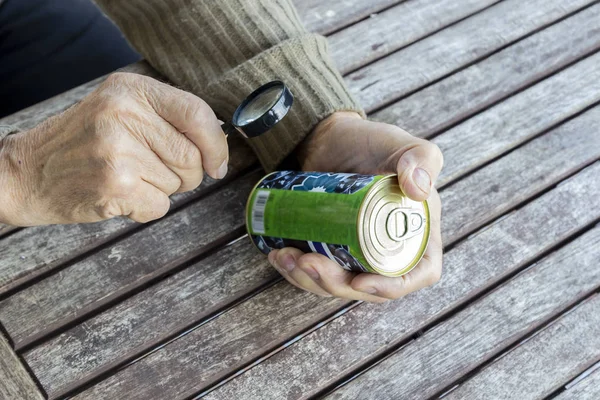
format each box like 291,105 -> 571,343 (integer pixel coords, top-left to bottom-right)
246,171 -> 430,277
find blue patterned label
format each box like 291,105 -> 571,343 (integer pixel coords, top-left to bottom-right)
250,171 -> 376,273
256,171 -> 375,194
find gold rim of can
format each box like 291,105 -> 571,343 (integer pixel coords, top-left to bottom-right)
357,175 -> 430,277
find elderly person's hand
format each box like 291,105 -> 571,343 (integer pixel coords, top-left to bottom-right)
0,72 -> 228,225
268,112 -> 444,302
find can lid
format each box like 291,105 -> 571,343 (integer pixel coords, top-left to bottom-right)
358,176 -> 430,276
231,81 -> 294,138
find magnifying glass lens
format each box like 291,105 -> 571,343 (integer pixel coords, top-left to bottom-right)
236,86 -> 283,125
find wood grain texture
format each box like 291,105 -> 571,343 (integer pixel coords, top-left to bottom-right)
0,134 -> 255,297
433,50 -> 600,186
17,103 -> 600,397
0,332 -> 44,400
443,295 -> 600,400
1,171 -> 260,355
74,163 -> 600,400
325,226 -> 600,399
198,163 -> 600,400
440,105 -> 600,244
329,0 -> 498,74
345,0 -> 593,112
371,4 -> 600,138
68,284 -> 347,400
293,0 -> 401,35
555,365 -> 600,400
21,239 -> 280,399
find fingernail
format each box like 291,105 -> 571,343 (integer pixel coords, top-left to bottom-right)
359,287 -> 378,295
216,159 -> 228,179
301,265 -> 320,280
412,168 -> 431,195
280,253 -> 296,272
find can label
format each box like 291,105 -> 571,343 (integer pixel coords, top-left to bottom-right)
248,171 -> 379,272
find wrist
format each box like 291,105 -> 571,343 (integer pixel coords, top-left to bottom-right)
0,132 -> 34,225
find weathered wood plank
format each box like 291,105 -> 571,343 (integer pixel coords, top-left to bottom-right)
442,296 -> 600,400
70,284 -> 347,400
346,0 -> 593,112
441,105 -> 600,244
372,4 -> 600,138
0,332 -> 44,400
0,134 -> 255,297
556,365 -> 600,400
10,101 -> 600,392
51,285 -> 346,400
294,0 -> 401,35
324,226 -> 600,399
16,102 -> 600,395
72,163 -> 600,399
329,0 -> 498,74
434,50 -> 600,186
18,239 -> 279,399
0,170 -> 260,355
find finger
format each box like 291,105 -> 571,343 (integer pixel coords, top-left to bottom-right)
295,253 -> 389,303
136,114 -> 205,193
135,145 -> 184,195
269,249 -> 332,297
142,77 -> 229,180
352,189 -> 443,299
126,181 -> 172,223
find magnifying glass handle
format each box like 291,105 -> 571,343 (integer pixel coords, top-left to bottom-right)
222,122 -> 242,138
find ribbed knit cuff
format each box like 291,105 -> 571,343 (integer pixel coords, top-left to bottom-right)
0,125 -> 20,142
203,34 -> 365,171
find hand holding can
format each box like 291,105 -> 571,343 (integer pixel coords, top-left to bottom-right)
267,112 -> 444,303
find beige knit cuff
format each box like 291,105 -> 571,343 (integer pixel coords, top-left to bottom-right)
203,34 -> 365,171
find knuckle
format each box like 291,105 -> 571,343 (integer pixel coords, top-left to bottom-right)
100,95 -> 136,117
426,142 -> 444,167
104,72 -> 135,86
98,199 -> 121,219
183,97 -> 213,124
177,139 -> 203,169
102,168 -> 137,197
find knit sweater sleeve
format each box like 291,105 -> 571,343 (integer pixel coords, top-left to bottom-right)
92,0 -> 364,171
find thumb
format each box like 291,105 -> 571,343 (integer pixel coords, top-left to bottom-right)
391,134 -> 444,201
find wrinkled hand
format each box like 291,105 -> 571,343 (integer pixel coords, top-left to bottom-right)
0,72 -> 228,225
268,112 -> 443,302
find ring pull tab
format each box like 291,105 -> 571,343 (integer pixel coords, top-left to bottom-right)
386,208 -> 426,242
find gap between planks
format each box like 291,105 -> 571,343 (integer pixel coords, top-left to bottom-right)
12,41 -> 600,400
0,0 -> 496,297
0,0 -> 596,298
51,159 -> 600,396
1,0 -> 600,394
7,37 -> 600,356
319,226 -> 600,400
191,163 -> 600,400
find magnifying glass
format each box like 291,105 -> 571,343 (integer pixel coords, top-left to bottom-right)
222,81 -> 294,138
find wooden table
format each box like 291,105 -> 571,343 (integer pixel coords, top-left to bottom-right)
1,1 -> 600,399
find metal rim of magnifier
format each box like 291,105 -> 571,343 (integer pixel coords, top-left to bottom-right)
231,81 -> 293,138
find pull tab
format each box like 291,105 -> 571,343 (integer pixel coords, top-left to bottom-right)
386,208 -> 426,242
